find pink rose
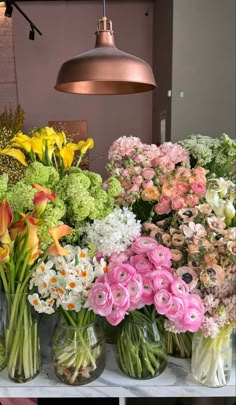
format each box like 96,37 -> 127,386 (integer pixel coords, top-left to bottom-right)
154,196 -> 172,215
89,282 -> 113,316
127,184 -> 140,193
132,237 -> 158,254
154,289 -> 173,314
151,270 -> 173,291
185,194 -> 199,207
192,167 -> 207,179
142,179 -> 154,189
108,264 -> 136,286
147,245 -> 172,268
172,197 -> 185,210
142,168 -> 156,180
111,284 -> 130,311
129,254 -> 153,273
106,306 -> 127,326
191,182 -> 206,195
170,279 -> 189,297
173,182 -> 190,196
132,175 -> 143,186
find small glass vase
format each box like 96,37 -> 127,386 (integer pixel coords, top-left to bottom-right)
98,316 -> 121,344
52,318 -> 105,385
166,331 -> 193,358
117,314 -> 167,379
191,328 -> 233,387
0,291 -> 7,371
6,293 -> 41,383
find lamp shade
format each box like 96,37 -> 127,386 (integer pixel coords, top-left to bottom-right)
55,17 -> 157,95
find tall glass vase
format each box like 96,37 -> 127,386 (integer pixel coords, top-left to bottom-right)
191,327 -> 233,387
117,312 -> 167,379
0,291 -> 7,371
53,318 -> 105,385
6,293 -> 41,382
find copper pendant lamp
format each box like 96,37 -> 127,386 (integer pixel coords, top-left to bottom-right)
54,0 -> 157,95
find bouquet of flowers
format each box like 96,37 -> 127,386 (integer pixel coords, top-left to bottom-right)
28,244 -> 109,385
106,136 -> 207,223
0,185 -> 71,382
88,236 -> 204,379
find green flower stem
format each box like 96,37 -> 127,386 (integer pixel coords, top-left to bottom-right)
167,331 -> 192,358
117,310 -> 167,379
53,310 -> 103,385
0,263 -> 8,293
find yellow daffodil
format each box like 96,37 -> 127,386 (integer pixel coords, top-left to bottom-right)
0,148 -> 28,166
11,132 -> 32,153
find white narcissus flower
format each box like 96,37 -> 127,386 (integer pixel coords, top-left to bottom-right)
216,178 -> 234,197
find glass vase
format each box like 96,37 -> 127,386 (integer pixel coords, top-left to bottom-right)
98,316 -> 121,344
166,331 -> 192,358
117,314 -> 167,379
191,328 -> 233,387
52,318 -> 105,385
6,293 -> 41,383
0,291 -> 7,371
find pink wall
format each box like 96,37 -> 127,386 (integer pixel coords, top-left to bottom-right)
13,0 -> 154,176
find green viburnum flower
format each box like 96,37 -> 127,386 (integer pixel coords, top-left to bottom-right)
24,161 -> 60,188
6,182 -> 36,217
0,174 -> 8,201
106,176 -> 121,197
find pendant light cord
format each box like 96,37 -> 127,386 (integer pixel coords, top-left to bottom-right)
103,0 -> 106,17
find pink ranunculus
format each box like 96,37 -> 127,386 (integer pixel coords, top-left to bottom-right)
142,168 -> 156,180
172,197 -> 185,210
170,279 -> 189,297
89,282 -> 113,316
191,182 -> 206,195
111,284 -> 130,311
154,289 -> 173,314
109,251 -> 132,265
107,264 -> 136,286
126,274 -> 143,308
132,236 -> 158,254
129,254 -> 153,273
154,196 -> 172,215
165,296 -> 185,321
140,275 -> 154,305
147,245 -> 172,268
106,306 -> 127,326
181,307 -> 203,332
142,179 -> 154,189
151,270 -> 173,292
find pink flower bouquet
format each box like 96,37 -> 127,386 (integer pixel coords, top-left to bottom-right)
89,236 -> 204,379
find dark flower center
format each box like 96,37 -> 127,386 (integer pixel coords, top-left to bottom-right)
207,268 -> 216,276
182,273 -> 193,284
184,210 -> 193,217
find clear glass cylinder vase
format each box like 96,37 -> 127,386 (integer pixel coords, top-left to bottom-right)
52,318 -> 105,385
6,293 -> 41,383
117,315 -> 167,379
0,291 -> 7,371
191,329 -> 233,387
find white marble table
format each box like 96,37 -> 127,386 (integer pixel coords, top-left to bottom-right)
0,344 -> 235,398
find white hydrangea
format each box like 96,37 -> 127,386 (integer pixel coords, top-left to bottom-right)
84,207 -> 141,256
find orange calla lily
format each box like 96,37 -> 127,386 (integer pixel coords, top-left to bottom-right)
24,215 -> 42,265
32,184 -> 57,216
0,244 -> 10,263
0,199 -> 13,238
47,224 -> 72,256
